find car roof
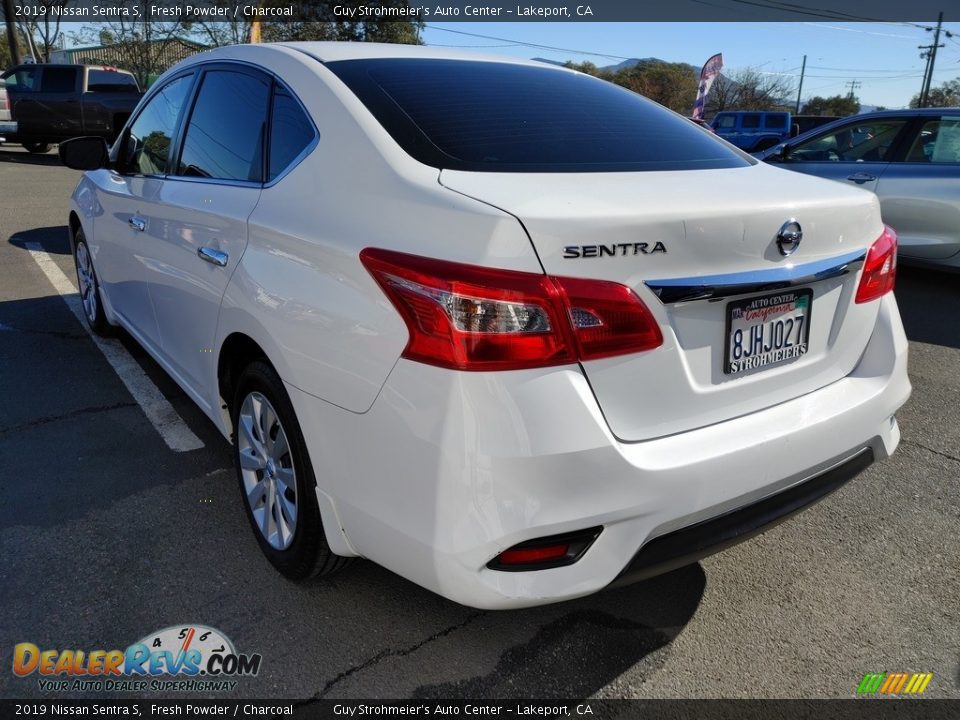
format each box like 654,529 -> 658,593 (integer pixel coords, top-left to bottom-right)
7,63 -> 133,71
854,107 -> 960,117
271,41 -> 569,69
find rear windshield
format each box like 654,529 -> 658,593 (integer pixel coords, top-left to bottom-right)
88,69 -> 139,92
326,58 -> 752,173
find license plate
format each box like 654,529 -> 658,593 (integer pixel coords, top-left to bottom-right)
724,289 -> 812,375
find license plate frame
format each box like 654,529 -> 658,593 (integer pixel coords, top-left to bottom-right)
723,289 -> 813,376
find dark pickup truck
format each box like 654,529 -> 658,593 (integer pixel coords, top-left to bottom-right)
0,64 -> 142,154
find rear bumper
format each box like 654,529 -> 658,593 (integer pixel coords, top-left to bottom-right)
611,447 -> 874,588
288,293 -> 910,609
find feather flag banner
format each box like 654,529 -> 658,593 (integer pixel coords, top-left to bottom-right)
692,53 -> 723,120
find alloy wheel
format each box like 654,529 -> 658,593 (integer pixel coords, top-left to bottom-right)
75,243 -> 98,323
237,391 -> 298,550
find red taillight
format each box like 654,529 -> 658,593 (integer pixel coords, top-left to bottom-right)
360,248 -> 663,371
554,276 -> 663,361
855,226 -> 898,304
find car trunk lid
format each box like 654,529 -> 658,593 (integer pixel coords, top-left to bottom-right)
440,162 -> 884,441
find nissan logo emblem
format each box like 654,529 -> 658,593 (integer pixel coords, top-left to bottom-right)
776,219 -> 803,257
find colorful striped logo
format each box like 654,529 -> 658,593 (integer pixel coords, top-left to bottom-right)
857,672 -> 933,695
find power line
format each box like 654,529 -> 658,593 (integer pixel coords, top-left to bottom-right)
424,25 -> 633,61
807,64 -> 927,73
801,23 -> 921,40
699,0 -> 891,23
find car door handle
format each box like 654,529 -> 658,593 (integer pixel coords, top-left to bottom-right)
847,172 -> 877,184
197,246 -> 228,267
128,216 -> 146,232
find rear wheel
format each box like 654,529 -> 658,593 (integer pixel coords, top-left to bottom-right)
23,142 -> 51,154
232,360 -> 350,579
73,229 -> 111,336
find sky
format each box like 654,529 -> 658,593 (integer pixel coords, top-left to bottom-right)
420,22 -> 960,109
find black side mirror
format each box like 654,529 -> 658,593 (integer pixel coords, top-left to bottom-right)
59,137 -> 110,171
777,143 -> 792,161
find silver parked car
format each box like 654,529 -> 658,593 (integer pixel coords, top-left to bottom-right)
759,108 -> 960,271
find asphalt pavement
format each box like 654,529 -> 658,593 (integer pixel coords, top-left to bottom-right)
0,144 -> 957,700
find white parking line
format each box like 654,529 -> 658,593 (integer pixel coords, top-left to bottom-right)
26,242 -> 205,452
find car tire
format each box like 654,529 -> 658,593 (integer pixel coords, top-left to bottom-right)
73,230 -> 112,336
23,142 -> 51,154
232,360 -> 351,580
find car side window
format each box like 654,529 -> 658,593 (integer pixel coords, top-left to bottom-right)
40,67 -> 78,93
268,86 -> 316,182
88,69 -> 139,93
126,74 -> 194,176
176,69 -> 271,182
741,114 -> 761,129
764,114 -> 788,130
789,119 -> 908,163
2,67 -> 39,92
904,117 -> 960,163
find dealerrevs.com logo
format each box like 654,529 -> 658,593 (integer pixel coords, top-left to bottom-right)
12,625 -> 261,693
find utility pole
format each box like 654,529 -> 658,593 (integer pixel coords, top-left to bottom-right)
846,79 -> 861,98
2,0 -> 22,66
920,12 -> 945,107
918,46 -> 934,106
795,54 -> 807,113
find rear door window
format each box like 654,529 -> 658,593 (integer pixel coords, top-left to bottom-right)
41,67 -> 78,93
88,69 -> 139,92
741,114 -> 761,129
176,69 -> 270,182
764,114 -> 788,130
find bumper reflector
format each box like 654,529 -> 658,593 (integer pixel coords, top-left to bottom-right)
487,527 -> 602,572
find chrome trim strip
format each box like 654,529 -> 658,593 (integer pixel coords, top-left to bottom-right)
644,249 -> 866,304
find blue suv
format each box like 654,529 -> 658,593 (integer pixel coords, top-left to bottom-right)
711,111 -> 794,153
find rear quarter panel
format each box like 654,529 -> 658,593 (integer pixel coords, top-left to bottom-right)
214,48 -> 542,414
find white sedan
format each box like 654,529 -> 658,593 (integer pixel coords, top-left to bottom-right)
59,42 -> 910,609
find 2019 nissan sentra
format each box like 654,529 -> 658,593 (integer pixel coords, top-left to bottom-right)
58,43 -> 910,609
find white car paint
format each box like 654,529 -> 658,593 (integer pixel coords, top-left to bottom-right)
69,42 -> 910,609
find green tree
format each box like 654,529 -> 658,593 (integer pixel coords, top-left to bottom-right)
69,2 -> 193,88
567,60 -> 794,116
565,61 -> 599,75
260,1 -> 423,44
18,0 -> 69,62
802,95 -> 861,116
0,33 -> 22,70
565,59 -> 698,114
910,78 -> 960,108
